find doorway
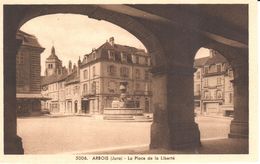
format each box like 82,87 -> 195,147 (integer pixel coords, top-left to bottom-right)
74,101 -> 78,113
82,99 -> 89,113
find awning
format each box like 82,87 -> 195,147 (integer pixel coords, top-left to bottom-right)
16,93 -> 51,101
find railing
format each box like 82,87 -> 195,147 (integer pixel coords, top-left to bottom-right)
203,70 -> 226,77
82,91 -> 96,96
202,96 -> 223,101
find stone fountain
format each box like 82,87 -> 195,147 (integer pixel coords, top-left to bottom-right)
103,81 -> 143,120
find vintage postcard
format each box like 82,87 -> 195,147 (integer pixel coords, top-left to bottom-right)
0,0 -> 258,163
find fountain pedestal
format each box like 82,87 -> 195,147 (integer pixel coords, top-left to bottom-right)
103,81 -> 143,120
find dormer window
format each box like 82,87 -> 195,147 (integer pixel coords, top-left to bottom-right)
216,64 -> 222,72
145,57 -> 151,66
210,65 -> 216,73
136,56 -> 140,64
121,52 -> 127,63
131,54 -> 136,63
108,50 -> 115,61
92,51 -> 96,60
204,66 -> 209,74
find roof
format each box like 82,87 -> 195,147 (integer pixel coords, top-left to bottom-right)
194,50 -> 228,67
41,73 -> 68,86
81,40 -> 148,66
65,71 -> 80,85
205,53 -> 228,66
16,30 -> 44,49
194,57 -> 209,67
46,46 -> 61,61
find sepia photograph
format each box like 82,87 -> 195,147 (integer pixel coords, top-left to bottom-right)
1,0 -> 258,163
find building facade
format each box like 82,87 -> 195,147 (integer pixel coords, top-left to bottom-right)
80,37 -> 152,114
16,30 -> 46,115
41,37 -> 152,115
194,50 -> 234,116
41,46 -> 80,114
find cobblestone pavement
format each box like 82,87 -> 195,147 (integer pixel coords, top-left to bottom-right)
17,115 -> 232,154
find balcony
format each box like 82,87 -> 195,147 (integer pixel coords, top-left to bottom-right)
202,96 -> 224,101
203,70 -> 226,77
82,90 -> 96,97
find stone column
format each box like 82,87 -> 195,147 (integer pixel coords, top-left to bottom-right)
229,55 -> 248,138
4,35 -> 24,154
150,65 -> 200,149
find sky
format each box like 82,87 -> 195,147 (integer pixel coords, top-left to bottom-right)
20,14 -> 209,75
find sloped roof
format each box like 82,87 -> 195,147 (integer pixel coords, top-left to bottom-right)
97,41 -> 141,53
65,71 -> 80,85
16,30 -> 44,49
194,57 -> 209,67
41,73 -> 67,86
81,40 -> 147,66
205,53 -> 228,65
46,46 -> 61,61
194,51 -> 228,67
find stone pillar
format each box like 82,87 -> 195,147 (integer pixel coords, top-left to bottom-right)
229,55 -> 248,138
150,65 -> 200,149
4,35 -> 24,154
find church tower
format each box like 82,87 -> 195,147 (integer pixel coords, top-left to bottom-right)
45,46 -> 62,76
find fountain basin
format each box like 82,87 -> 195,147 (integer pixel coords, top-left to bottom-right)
103,108 -> 143,115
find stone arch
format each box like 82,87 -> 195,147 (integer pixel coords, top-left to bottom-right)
198,39 -> 248,139
4,5 -> 168,154
14,5 -> 167,67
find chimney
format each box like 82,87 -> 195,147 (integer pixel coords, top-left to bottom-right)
73,64 -> 76,72
77,57 -> 81,77
109,37 -> 114,46
209,49 -> 216,58
68,60 -> 72,73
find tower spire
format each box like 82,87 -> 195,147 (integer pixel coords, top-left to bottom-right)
51,46 -> 55,55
